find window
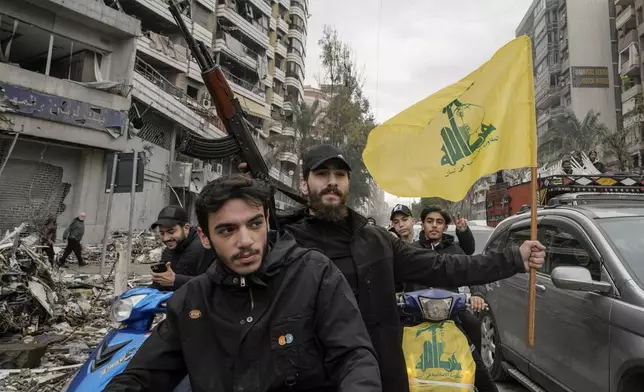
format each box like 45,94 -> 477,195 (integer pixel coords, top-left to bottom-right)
541,226 -> 601,280
485,230 -> 509,253
507,227 -> 531,247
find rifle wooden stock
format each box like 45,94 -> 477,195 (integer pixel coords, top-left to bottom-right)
202,67 -> 236,121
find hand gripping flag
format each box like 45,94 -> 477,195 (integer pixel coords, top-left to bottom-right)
363,36 -> 537,201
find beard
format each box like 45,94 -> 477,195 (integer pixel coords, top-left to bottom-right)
308,185 -> 349,222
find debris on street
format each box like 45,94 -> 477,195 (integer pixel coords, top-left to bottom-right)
0,223 -> 160,391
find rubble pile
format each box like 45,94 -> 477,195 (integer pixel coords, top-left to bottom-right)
84,230 -> 162,265
0,225 -> 158,390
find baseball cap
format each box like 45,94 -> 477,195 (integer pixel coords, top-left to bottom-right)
151,205 -> 189,230
302,144 -> 352,177
390,204 -> 412,220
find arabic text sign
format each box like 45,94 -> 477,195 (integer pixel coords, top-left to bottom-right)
0,82 -> 128,135
571,66 -> 609,88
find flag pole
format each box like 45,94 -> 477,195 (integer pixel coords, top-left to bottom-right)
528,166 -> 538,347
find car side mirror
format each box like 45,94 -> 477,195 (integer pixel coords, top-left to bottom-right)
551,266 -> 612,294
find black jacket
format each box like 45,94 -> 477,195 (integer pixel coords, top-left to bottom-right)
104,231 -> 381,392
282,208 -> 525,392
417,227 -> 475,255
404,231 -> 487,297
153,227 -> 214,291
63,218 -> 84,242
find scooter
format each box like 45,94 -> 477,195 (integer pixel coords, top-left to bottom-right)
398,289 -> 477,391
62,287 -> 173,391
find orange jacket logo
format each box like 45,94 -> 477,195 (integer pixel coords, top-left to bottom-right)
189,309 -> 202,319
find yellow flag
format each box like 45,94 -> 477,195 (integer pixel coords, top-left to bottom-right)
362,36 -> 537,201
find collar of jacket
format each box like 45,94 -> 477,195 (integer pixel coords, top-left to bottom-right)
174,226 -> 198,253
418,230 -> 456,250
300,206 -> 368,233
206,230 -> 298,287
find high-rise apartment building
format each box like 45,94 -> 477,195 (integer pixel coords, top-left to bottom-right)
0,0 -> 306,241
614,0 -> 644,168
517,0 -> 617,142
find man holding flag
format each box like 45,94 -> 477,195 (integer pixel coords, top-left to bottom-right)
240,36 -> 545,392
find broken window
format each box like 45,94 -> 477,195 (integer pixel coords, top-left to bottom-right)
0,13 -> 105,83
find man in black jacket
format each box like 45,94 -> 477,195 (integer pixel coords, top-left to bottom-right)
269,144 -> 546,392
411,205 -> 496,391
104,175 -> 381,392
149,205 -> 214,291
60,212 -> 86,267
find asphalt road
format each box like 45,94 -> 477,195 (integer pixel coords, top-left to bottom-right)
497,381 -> 528,391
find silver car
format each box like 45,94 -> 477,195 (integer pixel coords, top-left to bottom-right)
480,203 -> 644,392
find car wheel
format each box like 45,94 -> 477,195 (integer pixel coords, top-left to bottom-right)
480,309 -> 510,381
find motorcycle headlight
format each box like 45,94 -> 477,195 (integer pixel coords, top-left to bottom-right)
111,294 -> 147,322
419,296 -> 453,322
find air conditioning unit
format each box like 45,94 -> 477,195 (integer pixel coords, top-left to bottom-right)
215,163 -> 223,175
193,159 -> 204,171
202,97 -> 211,107
169,162 -> 193,187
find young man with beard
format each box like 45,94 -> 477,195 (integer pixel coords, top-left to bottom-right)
104,174 -> 381,392
264,144 -> 547,392
149,205 -> 214,291
408,205 -> 496,391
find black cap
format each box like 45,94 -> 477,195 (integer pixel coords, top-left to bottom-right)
390,204 -> 412,220
151,205 -> 189,230
366,217 -> 377,224
302,144 -> 352,177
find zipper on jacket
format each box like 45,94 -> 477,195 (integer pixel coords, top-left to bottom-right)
240,277 -> 246,287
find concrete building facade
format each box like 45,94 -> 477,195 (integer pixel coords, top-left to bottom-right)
517,0 -> 618,142
0,0 -> 307,242
615,0 -> 644,168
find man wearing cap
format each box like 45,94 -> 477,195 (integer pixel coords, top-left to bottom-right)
389,204 -> 416,243
241,144 -> 547,392
150,205 -> 214,291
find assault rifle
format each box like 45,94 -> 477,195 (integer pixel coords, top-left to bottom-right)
168,0 -> 306,228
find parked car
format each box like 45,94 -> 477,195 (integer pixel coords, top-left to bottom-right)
480,197 -> 644,392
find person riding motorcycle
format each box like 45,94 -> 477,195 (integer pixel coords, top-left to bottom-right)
253,144 -> 546,392
405,205 -> 497,392
104,174 -> 381,392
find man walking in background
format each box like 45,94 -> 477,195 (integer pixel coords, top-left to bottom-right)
60,212 -> 86,267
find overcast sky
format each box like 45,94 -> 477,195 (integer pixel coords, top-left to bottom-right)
302,0 -> 534,205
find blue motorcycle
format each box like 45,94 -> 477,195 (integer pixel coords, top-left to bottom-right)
398,289 -> 477,391
62,287 -> 173,392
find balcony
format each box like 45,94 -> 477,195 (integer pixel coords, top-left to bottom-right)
282,125 -> 295,137
622,83 -> 643,104
617,5 -> 635,30
287,50 -> 305,70
288,27 -> 306,47
274,67 -> 286,82
136,34 -> 187,72
214,32 -> 260,71
278,151 -> 298,165
561,57 -> 570,72
248,0 -> 272,17
285,75 -> 304,98
276,41 -> 288,57
187,60 -> 202,83
619,29 -> 638,53
132,59 -> 225,138
269,120 -> 283,134
128,0 -> 213,47
559,0 -> 566,9
216,4 -> 270,49
284,100 -> 294,113
220,68 -> 267,105
266,45 -> 275,59
279,0 -> 291,10
620,45 -> 640,76
272,91 -> 285,107
277,16 -> 289,33
289,3 -> 307,26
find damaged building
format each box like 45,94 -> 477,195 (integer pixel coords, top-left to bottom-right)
0,0 -> 308,243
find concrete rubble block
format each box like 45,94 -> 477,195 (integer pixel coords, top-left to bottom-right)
0,343 -> 48,369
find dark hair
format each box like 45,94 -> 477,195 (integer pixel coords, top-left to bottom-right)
420,205 -> 451,225
195,174 -> 272,236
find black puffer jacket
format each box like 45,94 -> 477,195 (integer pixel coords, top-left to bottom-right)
153,227 -> 214,291
402,231 -> 487,297
281,208 -> 525,392
105,231 -> 381,392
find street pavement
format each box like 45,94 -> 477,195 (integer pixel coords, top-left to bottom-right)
497,381 -> 528,391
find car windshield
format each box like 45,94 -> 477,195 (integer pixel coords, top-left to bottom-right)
597,216 -> 644,287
